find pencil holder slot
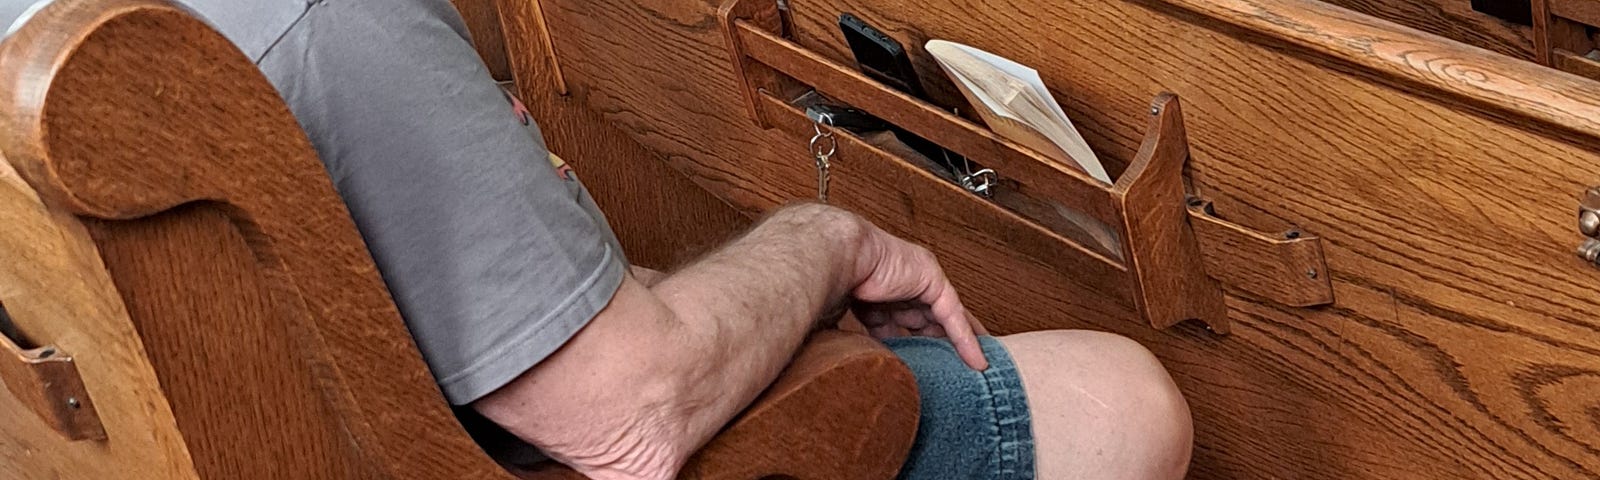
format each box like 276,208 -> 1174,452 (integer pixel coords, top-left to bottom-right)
718,0 -> 1334,331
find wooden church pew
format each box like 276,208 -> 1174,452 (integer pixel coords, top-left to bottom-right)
499,0 -> 1600,477
0,1 -> 918,478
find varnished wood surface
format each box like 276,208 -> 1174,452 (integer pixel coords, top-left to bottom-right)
0,158 -> 200,479
1188,201 -> 1335,308
512,333 -> 920,480
452,0 -> 514,81
0,1 -> 516,477
1317,0 -> 1536,60
1553,0 -> 1600,27
512,0 -> 1600,477
90,205 -> 372,479
0,323 -> 106,442
2,3 -> 922,480
497,0 -> 750,269
1110,94 -> 1228,331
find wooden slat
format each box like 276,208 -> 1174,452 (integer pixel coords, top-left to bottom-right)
761,92 -> 1136,304
1315,0 -> 1536,60
1554,47 -> 1600,79
734,22 -> 1124,226
1160,0 -> 1600,138
1552,0 -> 1600,28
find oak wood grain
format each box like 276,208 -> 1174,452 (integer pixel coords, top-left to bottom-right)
0,155 -> 200,479
1,3 -> 922,480
0,323 -> 106,442
452,0 -> 513,81
0,1 -> 515,477
1552,0 -> 1600,30
1112,94 -> 1229,332
1188,201 -> 1335,308
517,0 -> 1600,477
1317,0 -> 1536,60
497,0 -> 752,269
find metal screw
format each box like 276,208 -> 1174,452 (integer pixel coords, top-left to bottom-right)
1150,106 -> 1160,115
37,347 -> 55,359
66,397 -> 80,409
1306,268 -> 1319,279
1285,230 -> 1302,240
1582,210 -> 1600,238
1579,238 -> 1600,266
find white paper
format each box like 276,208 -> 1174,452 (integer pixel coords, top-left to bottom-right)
927,40 -> 1110,183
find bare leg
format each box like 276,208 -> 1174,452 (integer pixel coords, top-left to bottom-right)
999,330 -> 1192,480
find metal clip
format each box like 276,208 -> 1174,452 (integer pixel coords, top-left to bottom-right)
959,169 -> 999,198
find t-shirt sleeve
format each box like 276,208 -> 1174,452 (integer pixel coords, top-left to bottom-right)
254,0 -> 626,405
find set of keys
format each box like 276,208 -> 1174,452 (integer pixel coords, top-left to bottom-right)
803,103 -> 997,203
807,110 -> 838,202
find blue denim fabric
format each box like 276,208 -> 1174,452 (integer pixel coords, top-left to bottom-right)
884,336 -> 1036,480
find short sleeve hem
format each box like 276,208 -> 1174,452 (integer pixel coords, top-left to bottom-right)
437,244 -> 628,405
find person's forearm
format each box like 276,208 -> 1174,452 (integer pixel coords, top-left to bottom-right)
476,203 -> 875,479
646,203 -> 869,448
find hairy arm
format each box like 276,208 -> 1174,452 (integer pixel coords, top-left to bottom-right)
474,203 -> 984,480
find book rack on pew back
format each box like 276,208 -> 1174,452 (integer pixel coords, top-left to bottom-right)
718,0 -> 1337,334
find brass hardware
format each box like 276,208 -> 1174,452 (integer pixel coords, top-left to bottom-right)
1579,187 -> 1600,267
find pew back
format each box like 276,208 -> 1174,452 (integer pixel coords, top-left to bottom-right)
0,1 -> 516,478
0,3 -> 923,479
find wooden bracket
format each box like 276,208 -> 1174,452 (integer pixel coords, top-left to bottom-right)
1112,96 -> 1228,331
0,310 -> 105,441
1187,201 -> 1335,307
717,0 -> 788,128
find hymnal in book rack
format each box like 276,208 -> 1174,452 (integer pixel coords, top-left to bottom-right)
925,40 -> 1111,183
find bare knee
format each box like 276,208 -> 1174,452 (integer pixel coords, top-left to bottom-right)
999,330 -> 1192,480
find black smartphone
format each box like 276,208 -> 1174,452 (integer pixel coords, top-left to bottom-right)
839,13 -> 927,98
838,13 -> 974,179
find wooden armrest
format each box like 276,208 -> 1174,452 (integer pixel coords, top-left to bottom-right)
515,330 -> 919,480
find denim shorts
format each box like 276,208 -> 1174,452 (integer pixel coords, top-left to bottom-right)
884,335 -> 1036,480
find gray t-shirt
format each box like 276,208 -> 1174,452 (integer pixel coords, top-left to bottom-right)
3,0 -> 626,407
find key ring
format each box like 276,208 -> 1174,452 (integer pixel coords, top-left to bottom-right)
809,113 -> 837,160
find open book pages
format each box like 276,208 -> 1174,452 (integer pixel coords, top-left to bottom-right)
925,40 -> 1111,183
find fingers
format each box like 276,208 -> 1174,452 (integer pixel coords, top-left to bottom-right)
923,280 -> 988,371
852,231 -> 987,370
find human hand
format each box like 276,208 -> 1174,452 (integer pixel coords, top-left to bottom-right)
849,223 -> 989,370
